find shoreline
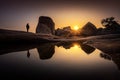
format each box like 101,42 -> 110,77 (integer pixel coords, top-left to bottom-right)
0,29 -> 120,44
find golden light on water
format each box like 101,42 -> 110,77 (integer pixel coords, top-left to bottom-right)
73,43 -> 80,48
54,43 -> 103,66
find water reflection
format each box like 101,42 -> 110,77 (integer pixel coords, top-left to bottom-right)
0,41 -> 120,71
100,52 -> 120,70
0,42 -> 96,59
100,52 -> 112,61
27,50 -> 30,58
80,44 -> 95,54
56,42 -> 75,49
37,43 -> 55,60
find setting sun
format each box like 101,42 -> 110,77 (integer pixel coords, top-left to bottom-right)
73,25 -> 79,31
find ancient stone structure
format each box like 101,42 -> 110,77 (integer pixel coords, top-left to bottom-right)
36,16 -> 55,35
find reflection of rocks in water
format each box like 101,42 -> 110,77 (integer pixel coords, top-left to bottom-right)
37,43 -> 55,60
100,52 -> 111,60
56,42 -> 74,49
100,52 -> 120,70
111,54 -> 120,70
56,42 -> 96,54
98,41 -> 120,70
86,39 -> 120,54
85,39 -> 120,70
99,48 -> 120,70
36,42 -> 96,60
80,44 -> 95,54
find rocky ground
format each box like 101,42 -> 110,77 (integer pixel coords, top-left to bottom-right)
0,29 -> 120,44
83,37 -> 120,54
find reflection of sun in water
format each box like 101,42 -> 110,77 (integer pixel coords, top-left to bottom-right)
74,44 -> 79,48
73,25 -> 79,31
73,43 -> 80,49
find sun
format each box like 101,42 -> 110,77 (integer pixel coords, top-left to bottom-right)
73,25 -> 79,31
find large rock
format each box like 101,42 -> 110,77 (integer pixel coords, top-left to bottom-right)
55,26 -> 72,37
36,23 -> 52,34
36,16 -> 55,35
80,22 -> 97,36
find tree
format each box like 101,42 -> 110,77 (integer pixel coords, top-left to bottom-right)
101,17 -> 120,30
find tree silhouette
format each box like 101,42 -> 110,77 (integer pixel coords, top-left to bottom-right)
101,17 -> 120,30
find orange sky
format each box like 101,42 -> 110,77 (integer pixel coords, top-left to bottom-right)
0,0 -> 120,33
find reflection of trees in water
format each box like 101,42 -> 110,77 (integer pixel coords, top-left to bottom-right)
111,54 -> 120,70
36,43 -> 55,60
1,41 -> 120,70
56,41 -> 120,71
1,41 -> 120,72
99,49 -> 120,70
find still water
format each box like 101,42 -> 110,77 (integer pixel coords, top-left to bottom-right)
0,42 -> 120,80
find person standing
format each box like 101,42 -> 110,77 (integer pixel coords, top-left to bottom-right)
26,23 -> 30,32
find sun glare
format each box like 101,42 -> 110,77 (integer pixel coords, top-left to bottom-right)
73,43 -> 80,48
73,25 -> 79,31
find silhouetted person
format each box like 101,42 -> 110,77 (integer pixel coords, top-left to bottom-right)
26,23 -> 30,32
27,50 -> 30,58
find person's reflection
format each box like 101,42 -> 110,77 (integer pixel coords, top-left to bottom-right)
80,44 -> 95,54
27,50 -> 30,58
36,43 -> 55,60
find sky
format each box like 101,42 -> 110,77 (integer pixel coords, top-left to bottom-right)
0,0 -> 120,32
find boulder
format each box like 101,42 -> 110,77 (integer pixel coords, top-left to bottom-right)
55,26 -> 72,37
36,23 -> 51,34
80,22 -> 97,36
36,16 -> 55,35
